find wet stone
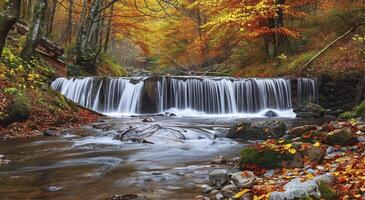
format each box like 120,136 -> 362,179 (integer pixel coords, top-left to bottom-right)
209,169 -> 228,187
109,194 -> 145,200
46,186 -> 63,192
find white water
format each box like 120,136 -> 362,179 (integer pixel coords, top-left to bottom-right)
51,76 -> 317,117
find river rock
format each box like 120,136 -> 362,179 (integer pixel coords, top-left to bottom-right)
294,103 -> 325,118
211,156 -> 227,165
110,194 -> 145,200
227,120 -> 286,140
46,186 -> 63,192
142,117 -> 155,122
0,154 -> 4,159
288,125 -> 318,136
209,169 -> 228,187
324,128 -> 358,146
202,185 -> 215,194
214,193 -> 224,200
231,171 -> 256,188
220,184 -> 239,198
43,128 -> 64,136
264,110 -> 278,117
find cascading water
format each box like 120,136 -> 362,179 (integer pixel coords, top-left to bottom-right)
51,76 -> 318,117
297,78 -> 318,104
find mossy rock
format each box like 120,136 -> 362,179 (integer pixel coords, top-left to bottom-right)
324,128 -> 358,146
240,147 -> 302,169
4,94 -> 31,124
318,182 -> 338,200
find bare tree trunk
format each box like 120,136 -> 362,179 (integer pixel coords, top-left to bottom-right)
103,2 -> 114,53
65,0 -> 74,45
75,0 -> 101,72
20,0 -> 47,60
46,0 -> 57,38
0,0 -> 21,60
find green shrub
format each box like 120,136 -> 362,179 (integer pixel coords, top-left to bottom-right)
354,100 -> 365,116
339,111 -> 356,119
289,52 -> 316,71
5,94 -> 31,124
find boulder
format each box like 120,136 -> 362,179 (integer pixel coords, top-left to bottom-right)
220,184 -> 239,198
303,146 -> 325,164
269,173 -> 335,200
288,125 -> 318,137
264,110 -> 278,118
227,120 -> 286,140
240,147 -> 303,169
43,128 -> 64,136
231,171 -> 256,188
294,103 -> 325,118
209,169 -> 228,187
211,156 -> 227,165
324,128 -> 358,146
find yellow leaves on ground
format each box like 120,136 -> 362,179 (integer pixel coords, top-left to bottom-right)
233,189 -> 250,198
313,141 -> 321,147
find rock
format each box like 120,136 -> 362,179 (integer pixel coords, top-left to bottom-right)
169,113 -> 177,117
220,184 -> 239,198
318,123 -> 330,132
0,159 -> 11,165
358,136 -> 365,142
214,193 -> 224,200
288,125 -> 318,137
326,146 -> 335,155
324,115 -> 336,119
202,185 -> 215,194
294,103 -> 325,118
241,192 -> 254,200
142,117 -> 155,122
46,186 -> 63,192
231,171 -> 256,188
227,120 -> 286,140
358,125 -> 365,132
264,110 -> 278,118
0,154 -> 4,159
110,194 -> 145,200
324,128 -> 358,146
303,146 -> 325,164
209,169 -> 228,187
240,147 -> 303,169
264,170 -> 275,177
211,156 -> 227,165
209,189 -> 219,196
195,195 -> 210,200
43,128 -> 63,136
269,173 -> 335,200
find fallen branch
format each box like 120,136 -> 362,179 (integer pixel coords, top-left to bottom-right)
301,25 -> 361,70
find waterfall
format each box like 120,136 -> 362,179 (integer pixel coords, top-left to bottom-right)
297,78 -> 318,104
51,77 -> 145,114
51,76 -> 318,116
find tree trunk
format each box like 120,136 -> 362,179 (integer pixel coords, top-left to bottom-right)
103,2 -> 114,53
20,0 -> 47,60
75,0 -> 101,72
65,0 -> 74,45
46,0 -> 57,38
0,0 -> 21,60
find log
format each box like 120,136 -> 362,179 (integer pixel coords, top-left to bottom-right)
14,22 -> 64,58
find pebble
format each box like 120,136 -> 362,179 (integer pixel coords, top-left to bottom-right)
326,146 -> 335,155
264,169 -> 275,177
316,166 -> 325,170
46,186 -> 63,192
215,193 -> 224,200
306,169 -> 316,174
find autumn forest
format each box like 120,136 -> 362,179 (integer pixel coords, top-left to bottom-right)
1,0 -> 365,200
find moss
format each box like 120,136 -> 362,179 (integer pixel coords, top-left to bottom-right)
240,147 -> 282,169
318,182 -> 338,200
354,100 -> 365,116
99,54 -> 128,77
288,51 -> 316,71
5,94 -> 31,123
338,111 -> 356,119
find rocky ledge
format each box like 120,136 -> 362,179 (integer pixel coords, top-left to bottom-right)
198,119 -> 365,200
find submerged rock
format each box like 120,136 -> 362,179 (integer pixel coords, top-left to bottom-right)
43,128 -> 64,136
264,110 -> 278,118
211,156 -> 227,165
142,117 -> 155,122
110,194 -> 145,200
209,169 -> 228,187
227,120 -> 286,140
231,171 -> 256,188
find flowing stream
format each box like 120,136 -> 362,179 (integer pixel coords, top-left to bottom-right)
0,76 -> 319,199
